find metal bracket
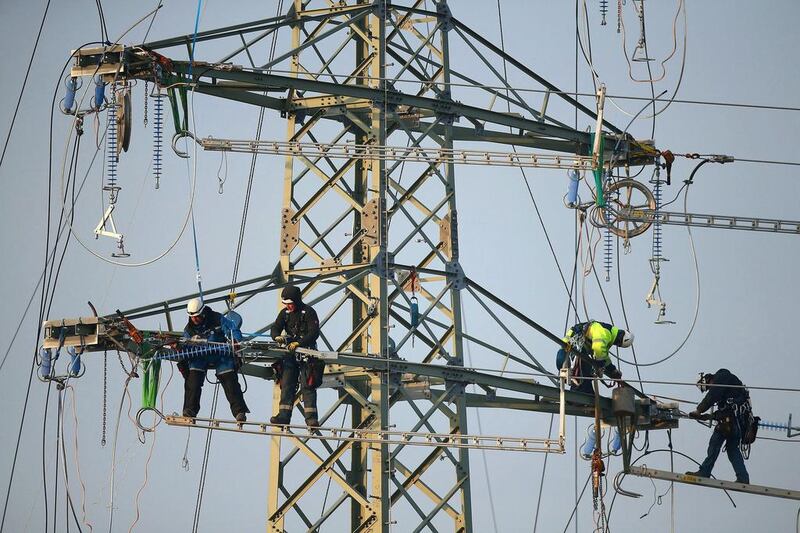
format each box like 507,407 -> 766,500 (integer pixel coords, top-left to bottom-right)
93,204 -> 129,256
373,250 -> 394,278
361,198 -> 380,248
279,207 -> 300,255
445,261 -> 466,290
94,204 -> 123,241
644,274 -> 675,325
436,1 -> 453,31
439,213 -> 452,259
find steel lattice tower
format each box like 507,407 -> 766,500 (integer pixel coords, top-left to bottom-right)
267,3 -> 472,530
69,1 -> 651,530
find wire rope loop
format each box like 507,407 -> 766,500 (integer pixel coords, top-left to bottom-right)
135,406 -> 165,433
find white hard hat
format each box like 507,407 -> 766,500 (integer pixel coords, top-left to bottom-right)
620,331 -> 634,348
187,298 -> 205,317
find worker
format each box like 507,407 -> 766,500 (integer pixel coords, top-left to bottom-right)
270,285 -> 323,427
556,320 -> 632,394
182,298 -> 249,423
685,369 -> 750,484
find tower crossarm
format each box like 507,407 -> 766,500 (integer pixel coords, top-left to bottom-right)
618,208 -> 800,235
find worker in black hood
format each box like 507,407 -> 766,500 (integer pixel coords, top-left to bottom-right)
685,368 -> 750,484
270,285 -> 323,426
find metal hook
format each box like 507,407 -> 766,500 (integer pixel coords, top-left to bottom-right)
171,130 -> 198,159
613,470 -> 642,498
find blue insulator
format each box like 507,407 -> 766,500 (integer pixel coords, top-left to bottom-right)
610,427 -> 621,454
759,420 -> 785,431
63,77 -> 77,113
603,175 -> 613,281
566,170 -> 580,207
155,343 -> 234,362
40,348 -> 53,379
581,426 -> 597,459
152,94 -> 164,188
93,76 -> 106,110
410,297 -> 419,328
106,92 -> 118,191
651,177 -> 664,266
67,346 -> 82,376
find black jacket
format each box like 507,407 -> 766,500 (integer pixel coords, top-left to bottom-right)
271,303 -> 320,349
697,368 -> 748,413
184,307 -> 223,342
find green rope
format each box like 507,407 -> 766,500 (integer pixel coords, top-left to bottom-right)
591,132 -> 605,207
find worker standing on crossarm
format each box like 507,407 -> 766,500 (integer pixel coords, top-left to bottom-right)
685,369 -> 750,483
182,298 -> 249,422
270,285 -> 324,427
556,320 -> 632,394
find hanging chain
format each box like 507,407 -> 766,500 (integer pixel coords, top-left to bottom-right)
143,80 -> 149,127
101,350 -> 108,446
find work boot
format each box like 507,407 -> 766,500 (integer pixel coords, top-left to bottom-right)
736,476 -> 750,484
270,412 -> 291,425
684,470 -> 709,478
235,412 -> 247,423
305,417 -> 320,428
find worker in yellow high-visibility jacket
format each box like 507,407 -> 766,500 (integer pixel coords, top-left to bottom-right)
556,321 -> 633,394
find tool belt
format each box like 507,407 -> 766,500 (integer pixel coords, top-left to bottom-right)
304,357 -> 325,388
271,355 -> 325,389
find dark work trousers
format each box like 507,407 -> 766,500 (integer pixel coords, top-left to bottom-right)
183,370 -> 205,417
277,355 -> 318,421
698,422 -> 750,483
218,371 -> 249,418
183,369 -> 249,418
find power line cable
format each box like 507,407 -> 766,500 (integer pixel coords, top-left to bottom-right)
0,127 -> 104,375
230,0 -> 284,294
729,157 -> 800,167
0,41 -> 96,529
94,0 -> 109,43
494,0 -> 580,320
250,67 -> 800,114
0,0 -> 51,175
614,160 -> 706,368
142,0 -> 164,43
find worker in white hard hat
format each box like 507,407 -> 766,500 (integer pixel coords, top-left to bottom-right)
181,298 -> 249,422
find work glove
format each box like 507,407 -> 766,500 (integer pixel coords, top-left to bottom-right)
274,335 -> 287,346
689,410 -> 701,420
287,341 -> 300,353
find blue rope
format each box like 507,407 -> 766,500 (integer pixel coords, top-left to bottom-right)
186,0 -> 204,301
189,210 -> 204,302
187,0 -> 203,80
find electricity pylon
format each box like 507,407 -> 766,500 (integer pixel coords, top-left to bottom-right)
69,1 -> 657,530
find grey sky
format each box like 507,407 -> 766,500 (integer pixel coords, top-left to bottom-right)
1,1 -> 799,531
